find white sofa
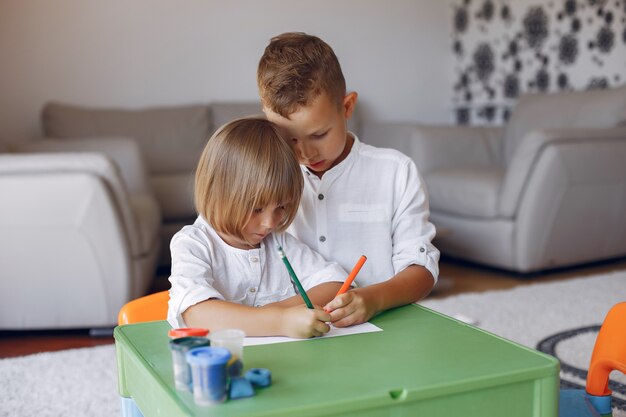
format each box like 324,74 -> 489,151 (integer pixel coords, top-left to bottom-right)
360,85 -> 626,272
0,142 -> 161,329
39,102 -> 269,265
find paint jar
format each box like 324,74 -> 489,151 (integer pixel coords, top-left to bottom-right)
168,336 -> 210,391
168,327 -> 209,339
186,346 -> 232,406
209,329 -> 245,363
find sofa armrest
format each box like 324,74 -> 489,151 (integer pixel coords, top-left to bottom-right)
499,126 -> 626,218
0,152 -> 144,256
0,153 -> 149,326
360,122 -> 505,175
359,122 -> 418,156
411,125 -> 505,175
12,136 -> 150,194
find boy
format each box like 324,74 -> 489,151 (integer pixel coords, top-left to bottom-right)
257,32 -> 439,327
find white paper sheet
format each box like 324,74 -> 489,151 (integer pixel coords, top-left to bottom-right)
243,321 -> 382,346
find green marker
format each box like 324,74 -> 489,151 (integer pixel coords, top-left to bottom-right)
277,246 -> 314,309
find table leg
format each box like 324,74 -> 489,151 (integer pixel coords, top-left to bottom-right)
120,396 -> 144,417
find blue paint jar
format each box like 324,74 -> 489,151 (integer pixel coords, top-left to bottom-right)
168,336 -> 210,392
186,346 -> 232,406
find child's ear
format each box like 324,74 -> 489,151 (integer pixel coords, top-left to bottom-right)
343,92 -> 358,119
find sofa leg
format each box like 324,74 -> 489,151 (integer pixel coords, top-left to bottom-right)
89,327 -> 114,337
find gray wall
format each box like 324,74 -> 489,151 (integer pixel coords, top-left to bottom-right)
0,0 -> 455,145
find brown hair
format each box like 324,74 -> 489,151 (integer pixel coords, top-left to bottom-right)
194,117 -> 303,244
257,32 -> 346,118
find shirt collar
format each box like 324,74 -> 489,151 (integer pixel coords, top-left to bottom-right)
198,215 -> 262,255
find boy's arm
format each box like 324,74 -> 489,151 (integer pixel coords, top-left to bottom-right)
307,281 -> 344,305
271,281 -> 343,308
364,264 -> 434,312
182,299 -> 331,338
325,265 -> 434,327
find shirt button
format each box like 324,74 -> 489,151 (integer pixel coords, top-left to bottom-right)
319,236 -> 326,242
249,288 -> 256,293
250,256 -> 259,263
318,194 -> 324,200
419,247 -> 425,253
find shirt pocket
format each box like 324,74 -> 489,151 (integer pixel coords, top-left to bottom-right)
338,204 -> 387,223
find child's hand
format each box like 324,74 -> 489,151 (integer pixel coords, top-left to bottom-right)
323,288 -> 379,327
280,305 -> 331,338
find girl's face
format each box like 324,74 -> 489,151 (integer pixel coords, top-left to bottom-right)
219,203 -> 287,249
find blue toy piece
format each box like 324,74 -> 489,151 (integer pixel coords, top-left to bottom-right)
245,368 -> 272,387
229,377 -> 255,399
585,394 -> 612,416
559,390 -> 602,417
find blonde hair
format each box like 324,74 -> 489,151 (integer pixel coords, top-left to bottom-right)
257,32 -> 346,118
195,117 -> 303,244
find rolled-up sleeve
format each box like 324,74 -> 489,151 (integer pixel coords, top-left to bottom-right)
167,229 -> 224,328
391,159 -> 440,283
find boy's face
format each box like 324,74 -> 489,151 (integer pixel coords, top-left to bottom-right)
264,92 -> 357,178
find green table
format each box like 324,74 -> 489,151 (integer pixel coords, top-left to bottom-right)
114,304 -> 559,416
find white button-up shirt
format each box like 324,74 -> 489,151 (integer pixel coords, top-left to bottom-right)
288,135 -> 439,287
167,216 -> 347,328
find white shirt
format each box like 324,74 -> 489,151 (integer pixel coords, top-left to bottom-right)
167,216 -> 347,328
287,135 -> 439,287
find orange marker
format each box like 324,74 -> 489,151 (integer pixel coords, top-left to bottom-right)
335,255 -> 367,296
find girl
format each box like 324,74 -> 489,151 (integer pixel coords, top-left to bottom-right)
167,117 -> 346,338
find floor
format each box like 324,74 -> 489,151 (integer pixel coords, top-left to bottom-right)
1,256 -> 625,359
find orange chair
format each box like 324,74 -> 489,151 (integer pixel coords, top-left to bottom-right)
559,302 -> 626,417
118,290 -> 170,325
586,302 -> 626,397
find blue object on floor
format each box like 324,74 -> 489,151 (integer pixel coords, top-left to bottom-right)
586,393 -> 612,416
245,368 -> 272,387
559,390 -> 603,417
229,377 -> 255,399
120,396 -> 145,417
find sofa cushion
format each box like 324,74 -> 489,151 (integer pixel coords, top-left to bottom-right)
211,101 -> 264,131
151,173 -> 195,221
426,167 -> 504,218
504,85 -> 626,163
42,102 -> 211,175
128,193 -> 162,256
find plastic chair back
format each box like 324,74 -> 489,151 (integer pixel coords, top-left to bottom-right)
118,290 -> 169,325
586,302 -> 626,396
